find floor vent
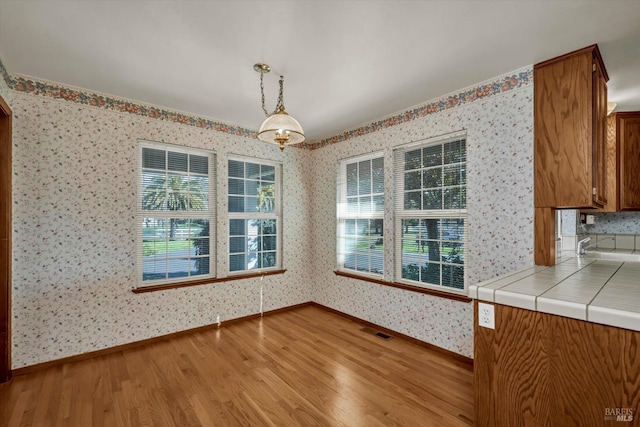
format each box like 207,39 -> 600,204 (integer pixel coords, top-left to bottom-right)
361,327 -> 392,340
374,332 -> 392,340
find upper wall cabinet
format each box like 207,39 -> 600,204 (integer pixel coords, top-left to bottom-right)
617,112 -> 640,210
594,112 -> 640,212
534,45 -> 609,209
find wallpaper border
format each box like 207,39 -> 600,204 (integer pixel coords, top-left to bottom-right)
0,57 -> 10,87
1,57 -> 532,149
308,68 -> 533,149
1,58 -> 256,139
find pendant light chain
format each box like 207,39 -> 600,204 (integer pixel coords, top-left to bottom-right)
276,76 -> 285,113
259,71 -> 286,117
254,62 -> 305,149
259,71 -> 269,117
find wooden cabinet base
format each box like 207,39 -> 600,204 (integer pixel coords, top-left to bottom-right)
534,207 -> 556,266
474,301 -> 640,426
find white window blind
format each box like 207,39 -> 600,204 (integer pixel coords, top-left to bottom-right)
228,156 -> 282,273
393,132 -> 467,293
337,152 -> 384,276
136,141 -> 216,287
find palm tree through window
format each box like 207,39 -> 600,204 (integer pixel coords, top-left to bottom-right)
137,143 -> 215,285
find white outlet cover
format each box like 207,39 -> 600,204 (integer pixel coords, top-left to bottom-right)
478,302 -> 495,329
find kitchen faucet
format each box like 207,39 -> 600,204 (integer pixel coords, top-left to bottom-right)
576,237 -> 591,256
576,236 -> 615,256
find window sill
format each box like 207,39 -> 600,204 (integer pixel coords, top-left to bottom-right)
132,269 -> 287,294
333,270 -> 471,303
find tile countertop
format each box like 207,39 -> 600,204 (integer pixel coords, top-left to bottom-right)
469,255 -> 640,332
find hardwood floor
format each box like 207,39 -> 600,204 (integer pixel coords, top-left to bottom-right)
0,305 -> 474,426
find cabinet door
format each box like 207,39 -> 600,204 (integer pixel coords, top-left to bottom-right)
619,114 -> 640,210
592,59 -> 608,206
475,301 -> 640,426
534,52 -> 595,208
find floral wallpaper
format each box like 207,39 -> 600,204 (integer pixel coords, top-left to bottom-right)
5,54 -> 535,366
586,212 -> 640,234
560,210 -> 579,235
559,209 -> 640,236
10,91 -> 314,368
310,68 -> 535,358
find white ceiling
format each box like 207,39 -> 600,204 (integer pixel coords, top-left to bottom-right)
1,0 -> 640,143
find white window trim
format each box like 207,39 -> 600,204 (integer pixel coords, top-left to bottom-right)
136,140 -> 217,288
336,151 -> 385,278
227,154 -> 283,275
393,132 -> 468,295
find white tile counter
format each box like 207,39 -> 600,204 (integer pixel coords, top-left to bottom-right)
469,256 -> 640,332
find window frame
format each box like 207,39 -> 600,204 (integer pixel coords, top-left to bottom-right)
136,140 -> 216,288
336,151 -> 385,278
227,155 -> 283,275
393,132 -> 468,295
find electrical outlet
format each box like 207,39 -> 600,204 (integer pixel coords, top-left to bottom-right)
478,302 -> 495,329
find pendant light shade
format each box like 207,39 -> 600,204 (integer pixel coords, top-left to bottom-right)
258,108 -> 305,150
254,63 -> 305,151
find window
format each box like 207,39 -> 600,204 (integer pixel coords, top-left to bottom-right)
137,141 -> 215,286
228,156 -> 281,273
337,153 -> 384,276
394,134 -> 467,292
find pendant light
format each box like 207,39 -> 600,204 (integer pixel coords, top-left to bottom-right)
254,63 -> 305,151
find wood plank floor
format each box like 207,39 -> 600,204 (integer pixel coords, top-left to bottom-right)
0,305 -> 474,426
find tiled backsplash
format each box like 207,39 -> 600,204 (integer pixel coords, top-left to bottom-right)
585,234 -> 639,250
563,233 -> 640,252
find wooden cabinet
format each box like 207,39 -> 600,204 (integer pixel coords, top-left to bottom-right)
593,57 -> 608,207
534,45 -> 609,209
594,112 -> 640,212
618,112 -> 640,210
474,301 -> 640,426
596,114 -> 619,211
534,45 -> 609,266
